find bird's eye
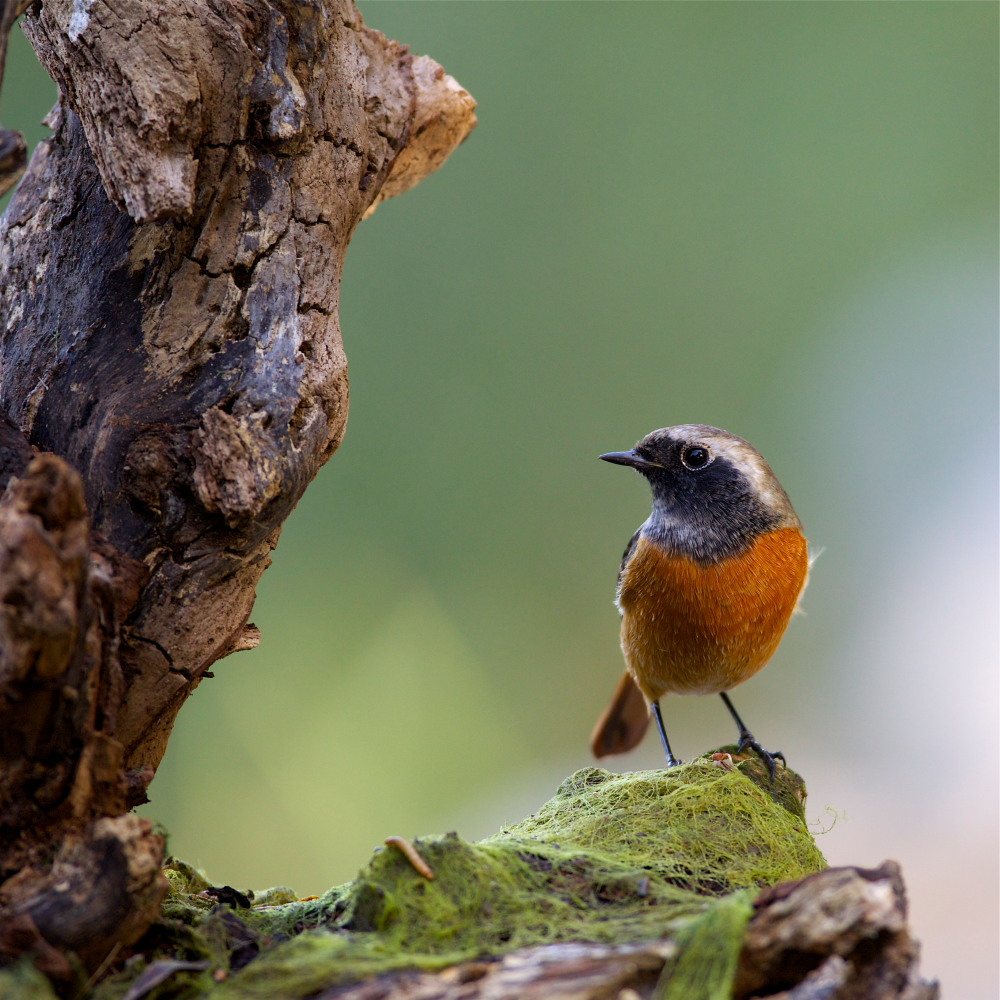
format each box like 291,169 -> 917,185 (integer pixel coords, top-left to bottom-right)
681,445 -> 712,470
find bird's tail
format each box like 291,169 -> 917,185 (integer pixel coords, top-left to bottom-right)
590,671 -> 650,758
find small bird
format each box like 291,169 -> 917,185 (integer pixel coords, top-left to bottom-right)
590,424 -> 809,776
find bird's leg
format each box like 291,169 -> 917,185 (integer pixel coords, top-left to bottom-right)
719,692 -> 785,779
651,701 -> 682,767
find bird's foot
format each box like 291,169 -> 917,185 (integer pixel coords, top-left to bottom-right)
664,753 -> 683,768
736,735 -> 785,780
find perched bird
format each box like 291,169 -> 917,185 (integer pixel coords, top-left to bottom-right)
590,424 -> 809,776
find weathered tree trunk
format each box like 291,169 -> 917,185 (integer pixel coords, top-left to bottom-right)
0,0 -> 475,974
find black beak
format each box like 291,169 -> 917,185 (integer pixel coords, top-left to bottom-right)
599,450 -> 662,472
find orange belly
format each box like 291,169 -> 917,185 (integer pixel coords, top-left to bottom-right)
618,527 -> 809,699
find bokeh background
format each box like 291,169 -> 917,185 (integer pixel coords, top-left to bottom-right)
2,2 -> 997,995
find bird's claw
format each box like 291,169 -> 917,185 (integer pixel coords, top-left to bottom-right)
737,736 -> 784,780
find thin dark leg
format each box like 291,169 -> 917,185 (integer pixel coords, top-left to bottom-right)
651,700 -> 682,768
719,692 -> 785,779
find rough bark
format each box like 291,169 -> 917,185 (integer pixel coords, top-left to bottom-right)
0,0 -> 475,973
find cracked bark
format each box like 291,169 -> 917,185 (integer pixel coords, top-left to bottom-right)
0,0 -> 475,975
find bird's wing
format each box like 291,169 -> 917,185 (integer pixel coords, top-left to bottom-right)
615,527 -> 642,607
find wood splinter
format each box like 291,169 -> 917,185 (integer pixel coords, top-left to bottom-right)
384,836 -> 436,880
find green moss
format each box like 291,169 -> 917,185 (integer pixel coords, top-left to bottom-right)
95,753 -> 826,999
655,890 -> 756,1000
0,961 -> 60,1000
162,858 -> 213,897
499,756 -> 820,894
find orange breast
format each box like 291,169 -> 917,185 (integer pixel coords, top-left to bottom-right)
617,527 -> 809,699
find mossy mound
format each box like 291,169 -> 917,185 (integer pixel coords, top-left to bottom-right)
500,756 -> 820,894
76,752 -> 825,999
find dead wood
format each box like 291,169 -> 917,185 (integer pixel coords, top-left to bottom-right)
0,0 -> 475,972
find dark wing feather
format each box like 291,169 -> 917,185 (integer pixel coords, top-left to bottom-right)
615,527 -> 642,607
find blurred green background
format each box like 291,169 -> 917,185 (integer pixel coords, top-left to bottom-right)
2,3 -> 996,996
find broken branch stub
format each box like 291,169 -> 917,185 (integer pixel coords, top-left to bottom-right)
0,0 -> 474,970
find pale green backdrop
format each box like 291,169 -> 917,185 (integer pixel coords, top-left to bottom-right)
1,3 -> 996,996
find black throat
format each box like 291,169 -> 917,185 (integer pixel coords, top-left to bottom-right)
641,456 -> 783,564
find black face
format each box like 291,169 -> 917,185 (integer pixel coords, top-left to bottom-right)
602,432 -> 782,563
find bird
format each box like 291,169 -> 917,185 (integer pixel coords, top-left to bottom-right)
590,424 -> 809,776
